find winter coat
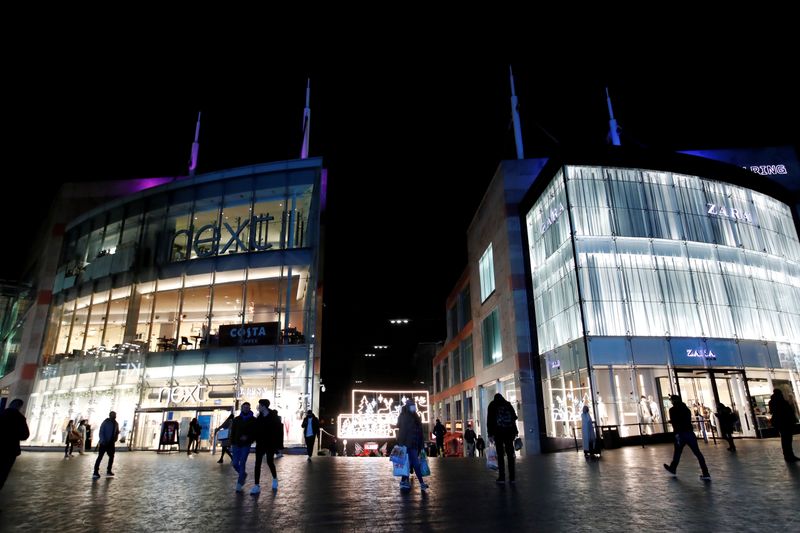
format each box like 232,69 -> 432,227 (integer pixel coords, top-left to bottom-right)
433,422 -> 445,440
255,409 -> 282,451
487,398 -> 519,439
98,418 -> 120,446
769,392 -> 798,430
0,408 -> 30,456
230,412 -> 257,447
668,402 -> 694,433
581,411 -> 595,451
397,411 -> 424,451
301,415 -> 320,437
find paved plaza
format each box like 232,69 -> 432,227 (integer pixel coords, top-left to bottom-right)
0,439 -> 798,532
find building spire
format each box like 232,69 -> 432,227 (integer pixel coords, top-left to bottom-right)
300,79 -> 311,159
510,66 -> 525,159
606,87 -> 621,146
189,111 -> 202,176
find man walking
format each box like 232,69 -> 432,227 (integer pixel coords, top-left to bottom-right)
663,395 -> 711,480
0,399 -> 30,491
769,389 -> 799,462
301,410 -> 320,461
463,423 -> 477,457
433,419 -> 445,457
230,402 -> 257,492
251,399 -> 282,494
487,393 -> 518,484
93,411 -> 120,479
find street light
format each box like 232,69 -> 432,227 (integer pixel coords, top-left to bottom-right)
389,319 -> 410,325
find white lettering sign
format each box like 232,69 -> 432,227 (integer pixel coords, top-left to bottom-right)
686,348 -> 717,360
746,164 -> 788,176
706,203 -> 752,223
540,203 -> 565,234
158,384 -> 207,404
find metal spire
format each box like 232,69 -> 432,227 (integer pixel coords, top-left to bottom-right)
300,79 -> 311,159
189,111 -> 202,176
510,66 -> 525,159
606,87 -> 621,146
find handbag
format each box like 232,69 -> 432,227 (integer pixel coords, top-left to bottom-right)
514,437 -> 523,451
217,428 -> 230,441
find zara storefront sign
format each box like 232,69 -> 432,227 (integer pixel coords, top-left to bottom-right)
686,348 -> 717,360
706,203 -> 752,223
540,203 -> 565,234
158,384 -> 207,404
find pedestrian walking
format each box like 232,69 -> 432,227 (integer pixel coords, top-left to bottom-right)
250,399 -> 282,494
215,413 -> 234,464
301,410 -> 320,461
663,395 -> 711,480
397,400 -> 429,491
230,402 -> 257,492
187,418 -> 201,455
715,403 -> 736,452
463,423 -> 477,457
487,393 -> 519,484
476,435 -> 485,457
77,420 -> 87,455
768,389 -> 799,462
0,399 -> 30,492
64,420 -> 79,458
93,411 -> 120,479
433,419 -> 445,457
581,405 -> 597,458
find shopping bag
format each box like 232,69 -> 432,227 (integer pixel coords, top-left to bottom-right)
390,445 -> 407,466
486,444 -> 499,470
419,451 -> 431,476
393,454 -> 410,477
217,428 -> 230,441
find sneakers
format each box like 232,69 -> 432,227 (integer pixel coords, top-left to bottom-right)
250,484 -> 261,495
399,480 -> 411,489
663,464 -> 676,476
235,483 -> 243,493
419,482 -> 429,491
92,472 -> 101,479
307,456 -> 312,462
106,471 -> 115,477
272,478 -> 278,490
699,473 -> 712,481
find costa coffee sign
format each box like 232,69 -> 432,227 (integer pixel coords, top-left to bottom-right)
219,322 -> 279,346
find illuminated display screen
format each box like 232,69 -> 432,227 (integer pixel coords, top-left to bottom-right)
337,389 -> 429,439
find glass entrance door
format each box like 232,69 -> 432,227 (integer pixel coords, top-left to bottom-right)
713,373 -> 756,437
676,372 -> 715,440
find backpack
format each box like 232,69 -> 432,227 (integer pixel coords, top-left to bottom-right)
496,402 -> 516,429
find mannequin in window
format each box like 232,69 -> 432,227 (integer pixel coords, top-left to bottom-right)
596,394 -> 608,426
648,395 -> 661,426
639,395 -> 653,434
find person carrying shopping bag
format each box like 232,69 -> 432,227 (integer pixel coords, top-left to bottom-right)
396,399 -> 429,491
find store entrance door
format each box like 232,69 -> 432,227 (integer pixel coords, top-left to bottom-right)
674,369 -> 756,439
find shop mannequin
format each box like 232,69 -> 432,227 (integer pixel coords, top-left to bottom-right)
596,395 -> 608,426
639,396 -> 653,434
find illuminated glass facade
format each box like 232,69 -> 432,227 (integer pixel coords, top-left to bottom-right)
526,164 -> 800,444
27,159 -> 324,449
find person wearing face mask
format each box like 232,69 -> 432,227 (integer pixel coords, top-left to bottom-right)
250,399 -> 282,494
230,402 -> 257,493
301,410 -> 320,461
396,399 -> 429,491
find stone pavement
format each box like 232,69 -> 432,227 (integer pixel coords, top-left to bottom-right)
1,439 -> 798,532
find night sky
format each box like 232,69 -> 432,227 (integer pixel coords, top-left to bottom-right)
4,34 -> 797,419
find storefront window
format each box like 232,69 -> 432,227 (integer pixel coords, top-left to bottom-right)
253,181 -> 286,250
191,187 -> 222,259
151,281 -> 181,350
221,179 -> 254,256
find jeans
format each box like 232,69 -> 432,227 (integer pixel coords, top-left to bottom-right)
668,431 -> 709,474
494,435 -> 516,481
465,442 -> 475,457
401,448 -> 425,484
232,445 -> 251,485
64,442 -> 74,456
94,443 -> 115,474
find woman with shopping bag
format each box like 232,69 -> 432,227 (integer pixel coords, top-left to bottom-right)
396,399 -> 429,491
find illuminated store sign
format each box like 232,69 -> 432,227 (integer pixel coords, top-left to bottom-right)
686,348 -> 717,360
158,384 -> 207,403
706,203 -> 752,223
219,322 -> 279,346
171,214 -> 276,260
540,203 -> 565,234
337,389 -> 430,439
748,164 -> 788,176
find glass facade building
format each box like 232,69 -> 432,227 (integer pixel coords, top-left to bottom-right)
26,158 -> 324,449
525,161 -> 800,446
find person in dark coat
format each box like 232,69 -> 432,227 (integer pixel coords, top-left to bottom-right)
487,393 -> 519,483
769,389 -> 799,462
463,423 -> 477,457
215,413 -> 234,463
397,399 -> 428,491
432,419 -> 446,457
250,399 -> 282,494
715,403 -> 736,452
476,435 -> 486,457
187,418 -> 201,455
93,411 -> 120,479
663,395 -> 711,480
0,399 -> 30,491
301,410 -> 320,461
230,402 -> 257,492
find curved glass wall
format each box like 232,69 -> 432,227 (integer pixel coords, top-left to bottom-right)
527,164 -> 800,442
28,162 -> 322,449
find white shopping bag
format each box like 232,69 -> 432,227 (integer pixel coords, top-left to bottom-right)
486,444 -> 499,470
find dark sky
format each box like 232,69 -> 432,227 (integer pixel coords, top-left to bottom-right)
4,34 -> 797,418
